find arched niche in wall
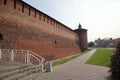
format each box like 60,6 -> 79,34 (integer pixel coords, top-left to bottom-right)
55,41 -> 57,44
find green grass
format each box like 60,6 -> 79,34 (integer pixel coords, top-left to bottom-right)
85,48 -> 115,67
52,49 -> 91,67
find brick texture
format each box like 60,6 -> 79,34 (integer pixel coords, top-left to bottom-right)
0,0 -> 87,61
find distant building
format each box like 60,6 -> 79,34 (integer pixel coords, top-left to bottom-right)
93,37 -> 120,48
94,38 -> 114,48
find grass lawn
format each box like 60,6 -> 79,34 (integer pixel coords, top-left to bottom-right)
85,48 -> 115,67
52,49 -> 91,67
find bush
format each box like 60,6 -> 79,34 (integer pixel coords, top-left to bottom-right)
110,42 -> 120,80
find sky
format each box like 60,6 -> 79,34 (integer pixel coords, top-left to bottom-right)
23,0 -> 120,42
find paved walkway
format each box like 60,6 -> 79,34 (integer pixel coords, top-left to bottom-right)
35,49 -> 110,80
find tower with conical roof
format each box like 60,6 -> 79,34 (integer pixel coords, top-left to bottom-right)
74,23 -> 88,51
78,23 -> 82,29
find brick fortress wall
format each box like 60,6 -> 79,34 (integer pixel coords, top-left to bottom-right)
0,0 -> 87,61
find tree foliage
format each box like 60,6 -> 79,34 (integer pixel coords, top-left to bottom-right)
110,42 -> 120,80
88,41 -> 94,47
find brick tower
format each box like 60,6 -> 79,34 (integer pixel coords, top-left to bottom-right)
74,24 -> 88,51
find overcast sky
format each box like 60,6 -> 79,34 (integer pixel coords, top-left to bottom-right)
23,0 -> 120,42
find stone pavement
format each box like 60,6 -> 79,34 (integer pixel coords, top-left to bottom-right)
35,49 -> 111,80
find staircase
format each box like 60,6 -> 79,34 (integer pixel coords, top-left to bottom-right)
0,61 -> 42,80
0,49 -> 45,80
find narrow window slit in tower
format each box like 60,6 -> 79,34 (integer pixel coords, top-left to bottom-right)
35,10 -> 36,18
0,34 -> 3,40
14,0 -> 16,9
22,3 -> 24,13
4,0 -> 7,5
29,7 -> 31,16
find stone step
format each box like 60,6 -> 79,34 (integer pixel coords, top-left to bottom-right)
0,61 -> 42,80
0,69 -> 22,79
0,60 -> 29,74
3,68 -> 40,80
0,64 -> 29,74
0,65 -> 36,79
19,72 -> 42,80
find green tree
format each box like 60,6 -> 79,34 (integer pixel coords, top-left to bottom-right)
88,41 -> 94,47
110,42 -> 120,80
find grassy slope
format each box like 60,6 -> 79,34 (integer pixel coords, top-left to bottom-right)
86,48 -> 114,67
53,49 -> 91,67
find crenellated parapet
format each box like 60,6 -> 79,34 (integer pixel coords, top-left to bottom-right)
0,0 -> 87,61
0,0 -> 77,40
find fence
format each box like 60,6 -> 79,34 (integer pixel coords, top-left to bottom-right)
0,49 -> 45,72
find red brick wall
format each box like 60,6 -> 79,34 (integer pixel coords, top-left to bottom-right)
0,0 -> 83,61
